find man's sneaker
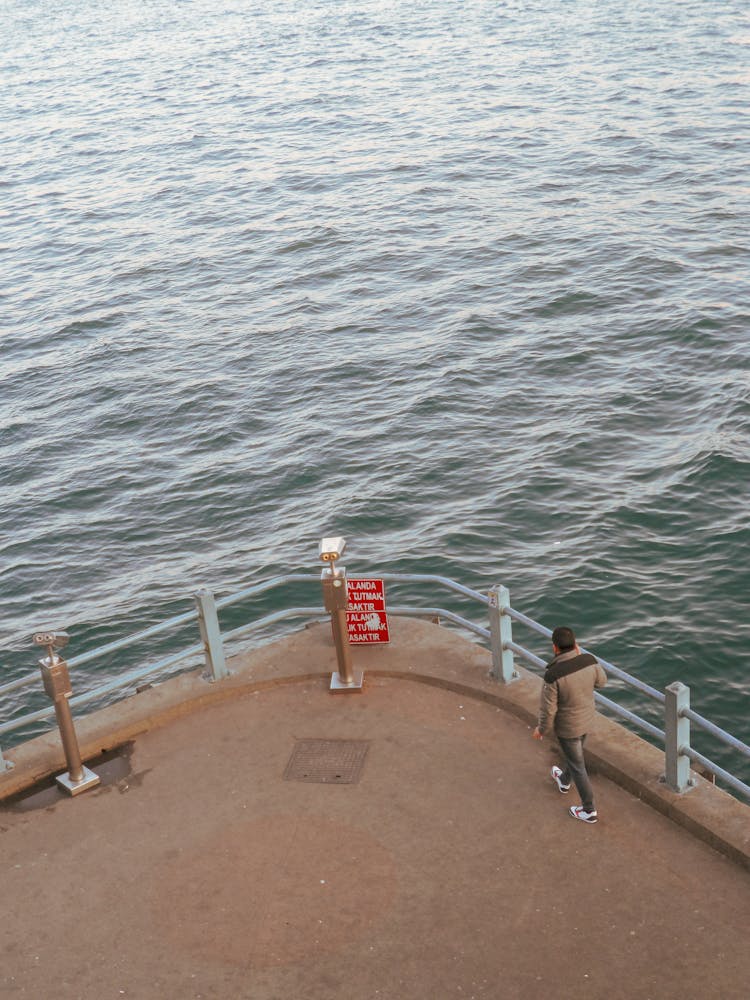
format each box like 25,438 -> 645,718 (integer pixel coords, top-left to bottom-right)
569,806 -> 598,824
551,766 -> 570,793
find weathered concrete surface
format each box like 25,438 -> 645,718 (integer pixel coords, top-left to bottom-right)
2,620 -> 750,999
3,618 -> 748,871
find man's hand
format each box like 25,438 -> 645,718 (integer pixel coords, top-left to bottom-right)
532,726 -> 544,741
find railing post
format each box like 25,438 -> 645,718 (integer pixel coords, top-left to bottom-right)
664,681 -> 691,792
195,588 -> 229,681
488,585 -> 518,684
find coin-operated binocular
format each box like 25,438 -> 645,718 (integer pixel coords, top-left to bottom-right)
319,537 -> 363,691
34,631 -> 100,796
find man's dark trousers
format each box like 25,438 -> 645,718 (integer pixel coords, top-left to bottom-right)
558,735 -> 595,812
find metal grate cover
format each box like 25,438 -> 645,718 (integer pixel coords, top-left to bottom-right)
283,739 -> 370,784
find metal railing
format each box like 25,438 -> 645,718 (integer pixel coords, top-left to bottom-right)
1,571 -> 748,801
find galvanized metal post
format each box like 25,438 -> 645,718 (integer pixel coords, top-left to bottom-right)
195,587 -> 229,681
664,681 -> 691,792
488,585 -> 518,683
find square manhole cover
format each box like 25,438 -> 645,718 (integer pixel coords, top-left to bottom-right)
284,739 -> 370,784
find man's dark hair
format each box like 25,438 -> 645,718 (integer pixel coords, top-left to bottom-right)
552,626 -> 576,652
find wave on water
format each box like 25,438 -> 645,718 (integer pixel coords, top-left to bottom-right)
1,0 -> 748,780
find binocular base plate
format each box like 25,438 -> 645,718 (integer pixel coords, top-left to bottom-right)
330,670 -> 364,692
56,765 -> 100,796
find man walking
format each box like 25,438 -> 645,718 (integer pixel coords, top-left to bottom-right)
533,626 -> 607,823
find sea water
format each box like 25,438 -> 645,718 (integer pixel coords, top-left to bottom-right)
1,1 -> 748,777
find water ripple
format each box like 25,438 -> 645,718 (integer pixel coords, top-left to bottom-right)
1,0 -> 748,775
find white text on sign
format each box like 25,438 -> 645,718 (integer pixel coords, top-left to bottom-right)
346,578 -> 390,644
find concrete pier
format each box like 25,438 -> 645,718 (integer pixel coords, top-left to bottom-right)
2,618 -> 749,999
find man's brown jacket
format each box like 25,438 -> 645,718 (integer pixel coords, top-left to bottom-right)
537,648 -> 607,738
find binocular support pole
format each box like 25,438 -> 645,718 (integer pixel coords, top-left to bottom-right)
39,654 -> 100,796
321,564 -> 363,691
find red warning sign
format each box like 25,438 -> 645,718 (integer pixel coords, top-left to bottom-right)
346,578 -> 390,644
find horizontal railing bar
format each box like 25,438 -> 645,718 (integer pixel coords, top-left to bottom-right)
66,609 -> 199,669
505,607 -> 551,636
0,577 -> 317,692
222,606 -> 326,643
0,642 -> 204,738
0,703 -> 56,736
217,572 -> 490,611
3,570 -> 748,798
378,574 -> 490,606
684,746 -> 750,800
506,641 -> 665,741
389,607 -> 490,639
68,642 -> 204,709
0,670 -> 39,697
595,693 -> 665,742
222,605 -> 492,646
215,574 -> 318,610
681,708 -> 750,759
592,654 -> 665,703
506,640 -> 546,669
506,605 -> 665,703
